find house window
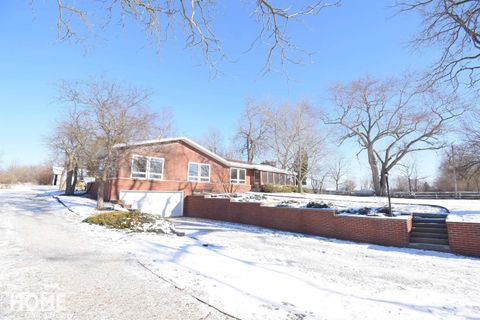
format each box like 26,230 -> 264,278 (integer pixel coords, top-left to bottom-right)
131,155 -> 164,180
132,156 -> 148,179
188,163 -> 210,182
268,172 -> 274,184
149,158 -> 164,179
230,168 -> 246,184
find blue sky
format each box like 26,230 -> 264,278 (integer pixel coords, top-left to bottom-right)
0,1 -> 443,183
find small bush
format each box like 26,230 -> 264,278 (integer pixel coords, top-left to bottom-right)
83,210 -> 144,229
83,210 -> 183,235
260,184 -> 297,193
306,201 -> 330,209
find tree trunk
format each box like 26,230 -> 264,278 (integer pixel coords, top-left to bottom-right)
96,179 -> 105,210
72,165 -> 78,193
367,147 -> 382,195
65,169 -> 74,195
247,137 -> 254,163
96,169 -> 108,210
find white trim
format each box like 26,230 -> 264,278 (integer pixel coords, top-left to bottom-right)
131,154 -> 165,180
187,162 -> 211,183
230,167 -> 247,184
116,137 -> 294,175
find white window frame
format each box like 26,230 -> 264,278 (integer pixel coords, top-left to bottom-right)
188,162 -> 210,182
148,157 -> 165,180
131,155 -> 164,180
230,168 -> 247,184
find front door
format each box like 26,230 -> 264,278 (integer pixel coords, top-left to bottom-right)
254,170 -> 261,187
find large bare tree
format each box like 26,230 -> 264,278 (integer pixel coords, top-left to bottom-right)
398,0 -> 480,89
266,101 -> 325,192
323,74 -> 467,195
58,80 -> 169,209
48,107 -> 86,195
32,1 -> 340,72
235,100 -> 270,163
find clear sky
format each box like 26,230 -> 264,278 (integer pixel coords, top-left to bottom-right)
0,1 -> 444,184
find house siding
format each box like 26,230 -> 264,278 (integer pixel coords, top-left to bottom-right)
97,140 -> 254,201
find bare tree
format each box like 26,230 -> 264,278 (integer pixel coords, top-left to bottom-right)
0,164 -> 53,186
341,178 -> 356,192
32,1 -> 340,73
200,127 -> 225,156
58,80 -> 167,209
398,0 -> 480,89
266,101 -> 325,192
398,158 -> 427,193
435,112 -> 480,191
154,107 -> 176,138
459,111 -> 480,170
48,107 -> 86,195
309,164 -> 329,193
434,145 -> 480,191
236,99 -> 270,163
328,158 -> 348,191
322,74 -> 467,195
360,175 -> 373,190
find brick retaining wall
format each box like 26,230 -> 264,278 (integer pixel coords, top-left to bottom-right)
185,196 -> 412,247
447,221 -> 480,257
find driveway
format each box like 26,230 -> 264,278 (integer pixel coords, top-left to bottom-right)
1,186 -> 480,320
0,187 -> 231,320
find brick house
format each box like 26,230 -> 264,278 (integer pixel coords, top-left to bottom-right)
90,137 -> 294,217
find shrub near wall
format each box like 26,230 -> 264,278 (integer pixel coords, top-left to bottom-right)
260,184 -> 298,193
447,221 -> 480,257
184,196 -> 412,247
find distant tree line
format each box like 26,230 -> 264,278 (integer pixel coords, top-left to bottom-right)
0,164 -> 52,186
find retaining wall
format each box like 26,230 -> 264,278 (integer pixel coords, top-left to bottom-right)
184,196 -> 412,247
447,221 -> 480,257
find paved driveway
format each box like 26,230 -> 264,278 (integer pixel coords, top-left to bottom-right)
0,187 -> 231,320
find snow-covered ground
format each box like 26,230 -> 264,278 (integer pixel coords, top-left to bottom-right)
1,186 -> 478,319
211,192 -> 480,222
0,186 -> 230,320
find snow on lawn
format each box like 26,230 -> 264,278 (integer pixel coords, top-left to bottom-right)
212,192 -> 480,222
82,217 -> 480,320
47,191 -> 480,320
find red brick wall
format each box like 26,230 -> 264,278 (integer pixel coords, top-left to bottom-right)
447,222 -> 480,257
117,141 -> 253,185
108,179 -> 252,201
185,196 -> 412,247
92,141 -> 254,201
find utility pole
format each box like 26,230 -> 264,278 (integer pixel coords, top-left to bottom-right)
451,144 -> 458,198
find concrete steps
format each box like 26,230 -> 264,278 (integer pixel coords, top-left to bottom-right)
409,213 -> 450,252
412,226 -> 447,234
410,231 -> 448,239
408,243 -> 451,253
